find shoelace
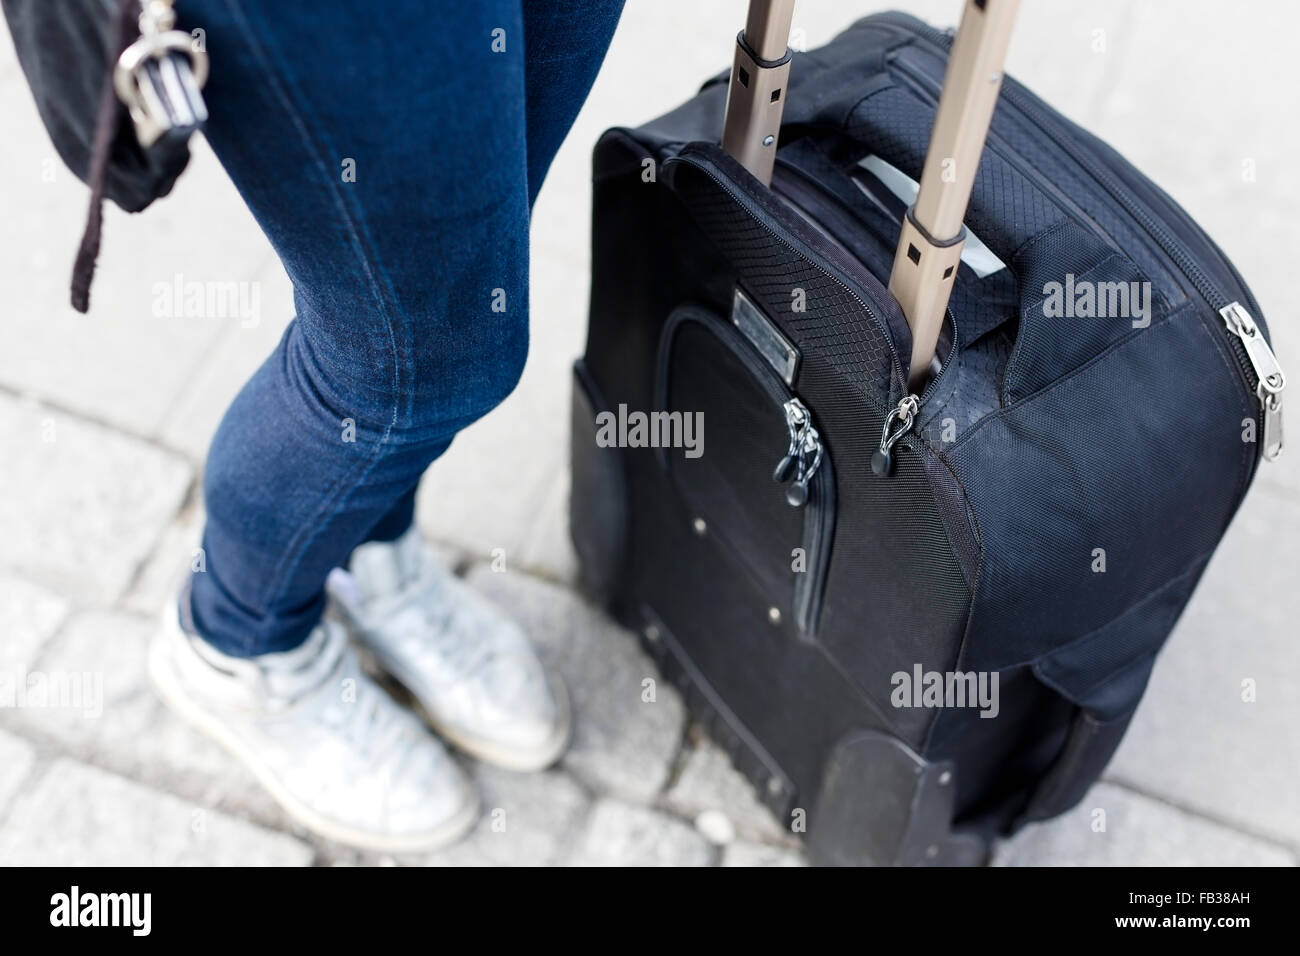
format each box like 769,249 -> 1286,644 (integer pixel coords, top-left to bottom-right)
359,538 -> 530,704
390,590 -> 501,683
260,633 -> 415,766
335,686 -> 411,764
381,544 -> 503,681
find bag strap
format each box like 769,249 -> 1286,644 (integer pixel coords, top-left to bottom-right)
70,0 -> 210,313
71,0 -> 140,314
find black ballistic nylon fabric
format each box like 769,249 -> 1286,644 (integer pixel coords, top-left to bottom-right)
949,311 -> 1253,674
573,12 -> 1270,844
665,147 -> 907,407
849,86 -> 1067,257
665,316 -> 805,615
815,438 -> 972,741
624,481 -> 883,817
992,101 -> 1190,312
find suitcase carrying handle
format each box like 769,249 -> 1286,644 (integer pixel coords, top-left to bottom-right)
722,0 -> 1020,385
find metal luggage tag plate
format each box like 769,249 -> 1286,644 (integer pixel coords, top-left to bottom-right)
731,287 -> 799,386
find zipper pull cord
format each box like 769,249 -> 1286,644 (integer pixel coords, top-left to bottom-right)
772,405 -> 803,484
786,425 -> 823,507
872,395 -> 920,477
774,398 -> 824,507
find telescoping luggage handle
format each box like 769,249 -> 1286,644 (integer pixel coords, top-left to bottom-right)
722,0 -> 1021,385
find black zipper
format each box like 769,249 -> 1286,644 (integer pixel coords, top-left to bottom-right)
764,157 -> 960,409
772,155 -> 905,270
666,150 -> 981,587
878,13 -> 1283,459
995,83 -> 1285,459
667,151 -> 906,408
670,147 -> 973,486
769,154 -> 967,476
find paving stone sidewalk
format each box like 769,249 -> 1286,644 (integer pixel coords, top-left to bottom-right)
1,1 -> 1297,865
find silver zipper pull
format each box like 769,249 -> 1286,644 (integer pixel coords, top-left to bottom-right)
872,394 -> 920,477
774,398 -> 823,507
1260,389 -> 1284,461
773,399 -> 806,483
1220,302 -> 1285,461
787,425 -> 824,507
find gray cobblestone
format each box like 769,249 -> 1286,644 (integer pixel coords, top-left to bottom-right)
993,782 -> 1296,867
0,759 -> 313,866
721,841 -> 808,867
566,799 -> 714,867
0,573 -> 69,675
8,609 -> 284,825
664,736 -> 793,844
421,766 -> 590,867
466,566 -> 685,803
0,729 -> 37,820
119,505 -> 204,618
0,395 -> 192,604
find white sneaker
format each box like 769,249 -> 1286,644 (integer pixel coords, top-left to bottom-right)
327,529 -> 571,772
149,599 -> 479,854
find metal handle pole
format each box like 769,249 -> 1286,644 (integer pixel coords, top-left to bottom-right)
721,0 -> 796,186
888,0 -> 1020,386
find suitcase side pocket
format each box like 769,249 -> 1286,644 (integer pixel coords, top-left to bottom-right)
654,305 -> 836,638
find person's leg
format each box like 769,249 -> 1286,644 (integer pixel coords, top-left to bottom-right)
181,0 -> 530,657
522,0 -> 626,206
354,0 -> 625,548
325,0 -> 626,772
149,0 -> 543,851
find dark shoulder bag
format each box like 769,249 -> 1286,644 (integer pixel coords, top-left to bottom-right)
2,0 -> 208,311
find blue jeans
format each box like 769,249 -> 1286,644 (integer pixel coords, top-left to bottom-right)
180,0 -> 624,656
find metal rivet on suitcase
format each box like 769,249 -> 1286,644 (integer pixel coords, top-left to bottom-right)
767,607 -> 782,625
692,517 -> 708,536
643,624 -> 660,643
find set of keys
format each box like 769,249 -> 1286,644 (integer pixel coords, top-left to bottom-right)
113,0 -> 209,148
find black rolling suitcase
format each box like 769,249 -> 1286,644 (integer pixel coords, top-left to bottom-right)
570,0 -> 1285,865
